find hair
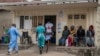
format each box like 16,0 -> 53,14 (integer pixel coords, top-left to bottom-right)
12,24 -> 16,27
79,26 -> 82,29
89,25 -> 94,30
64,26 -> 68,30
38,23 -> 42,26
70,25 -> 75,30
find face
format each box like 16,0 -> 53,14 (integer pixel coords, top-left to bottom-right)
90,27 -> 93,30
89,26 -> 93,31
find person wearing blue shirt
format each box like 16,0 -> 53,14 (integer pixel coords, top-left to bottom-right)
7,24 -> 20,55
36,23 -> 45,54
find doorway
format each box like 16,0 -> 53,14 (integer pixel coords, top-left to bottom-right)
44,15 -> 56,44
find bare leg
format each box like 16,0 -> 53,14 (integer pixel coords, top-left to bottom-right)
46,40 -> 49,53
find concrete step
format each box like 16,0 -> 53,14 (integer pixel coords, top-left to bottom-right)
0,44 -> 34,50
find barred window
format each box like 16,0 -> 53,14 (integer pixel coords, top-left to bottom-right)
74,14 -> 79,19
68,15 -> 73,19
32,16 -> 44,28
81,15 -> 86,19
20,16 -> 24,29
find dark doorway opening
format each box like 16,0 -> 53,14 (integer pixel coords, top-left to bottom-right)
44,15 -> 56,45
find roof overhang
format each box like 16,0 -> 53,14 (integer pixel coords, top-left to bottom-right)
0,1 -> 98,10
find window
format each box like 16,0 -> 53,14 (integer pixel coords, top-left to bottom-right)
68,15 -> 73,19
81,15 -> 86,19
20,16 -> 31,29
20,16 -> 24,29
38,16 -> 43,25
74,14 -> 79,19
32,16 -> 43,28
32,16 -> 38,27
30,16 -> 33,20
25,16 -> 29,20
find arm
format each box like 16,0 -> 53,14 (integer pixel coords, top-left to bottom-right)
7,29 -> 10,35
35,28 -> 38,41
87,30 -> 89,37
77,30 -> 79,37
36,32 -> 38,41
92,30 -> 95,37
15,28 -> 20,37
83,30 -> 85,37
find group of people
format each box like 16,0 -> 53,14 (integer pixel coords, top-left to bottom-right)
36,22 -> 53,54
7,22 -> 54,55
6,23 -> 95,55
59,25 -> 95,47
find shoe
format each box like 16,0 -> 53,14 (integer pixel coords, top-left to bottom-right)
14,51 -> 18,54
7,52 -> 12,55
40,50 -> 42,54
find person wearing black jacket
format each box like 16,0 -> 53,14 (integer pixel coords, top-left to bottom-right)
77,26 -> 85,46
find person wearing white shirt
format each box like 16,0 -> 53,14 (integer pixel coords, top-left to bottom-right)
45,21 -> 53,53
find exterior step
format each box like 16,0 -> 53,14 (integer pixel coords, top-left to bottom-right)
0,44 -> 34,50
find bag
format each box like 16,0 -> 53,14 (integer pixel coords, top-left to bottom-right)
65,39 -> 68,46
67,35 -> 73,46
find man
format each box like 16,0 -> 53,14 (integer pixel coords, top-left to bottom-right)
45,21 -> 53,53
36,23 -> 45,54
77,26 -> 85,46
7,24 -> 20,55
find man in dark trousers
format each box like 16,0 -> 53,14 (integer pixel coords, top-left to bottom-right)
77,26 -> 85,46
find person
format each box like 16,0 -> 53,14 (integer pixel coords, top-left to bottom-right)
86,25 -> 95,47
36,23 -> 45,54
70,25 -> 76,36
69,25 -> 76,46
59,26 -> 70,46
7,24 -> 20,55
73,34 -> 78,46
45,21 -> 53,53
77,26 -> 85,46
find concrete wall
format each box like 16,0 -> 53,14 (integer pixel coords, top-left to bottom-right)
95,7 -> 100,47
0,11 -> 13,38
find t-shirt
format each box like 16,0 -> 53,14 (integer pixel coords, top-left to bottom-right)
45,22 -> 53,33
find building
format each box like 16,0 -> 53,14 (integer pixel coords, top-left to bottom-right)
0,0 -> 100,46
0,0 -> 41,2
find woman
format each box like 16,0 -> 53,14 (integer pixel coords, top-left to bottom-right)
59,26 -> 70,46
86,25 -> 95,47
69,25 -> 76,46
45,22 -> 53,53
36,23 -> 45,54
